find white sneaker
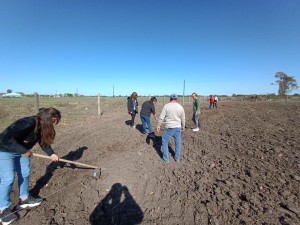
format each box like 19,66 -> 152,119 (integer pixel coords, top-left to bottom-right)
17,195 -> 43,209
0,208 -> 18,225
192,128 -> 199,132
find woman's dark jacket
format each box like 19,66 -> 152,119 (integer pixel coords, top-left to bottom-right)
0,116 -> 55,155
127,97 -> 138,113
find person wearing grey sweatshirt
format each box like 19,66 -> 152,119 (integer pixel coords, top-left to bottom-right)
157,94 -> 185,162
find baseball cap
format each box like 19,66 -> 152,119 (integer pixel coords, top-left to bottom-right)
170,93 -> 178,100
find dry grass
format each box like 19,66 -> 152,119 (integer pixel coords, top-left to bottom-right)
1,95 -> 299,131
0,97 -> 126,130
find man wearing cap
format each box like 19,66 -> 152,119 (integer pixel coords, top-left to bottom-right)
157,94 -> 185,162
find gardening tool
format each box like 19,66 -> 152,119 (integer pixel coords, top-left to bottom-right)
32,153 -> 101,179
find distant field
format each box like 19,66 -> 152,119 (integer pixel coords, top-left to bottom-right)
1,95 -> 299,130
0,96 -> 125,130
0,96 -> 163,130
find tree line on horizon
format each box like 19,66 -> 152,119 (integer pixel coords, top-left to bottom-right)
2,72 -> 299,97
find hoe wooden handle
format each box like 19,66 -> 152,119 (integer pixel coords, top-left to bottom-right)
32,153 -> 98,169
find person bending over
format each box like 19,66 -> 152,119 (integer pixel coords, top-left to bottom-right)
0,108 -> 61,225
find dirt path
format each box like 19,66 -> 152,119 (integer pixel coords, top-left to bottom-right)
10,101 -> 300,225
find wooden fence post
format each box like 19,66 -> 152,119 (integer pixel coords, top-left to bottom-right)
35,92 -> 39,113
98,93 -> 101,118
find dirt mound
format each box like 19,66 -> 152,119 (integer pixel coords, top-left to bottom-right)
10,101 -> 300,225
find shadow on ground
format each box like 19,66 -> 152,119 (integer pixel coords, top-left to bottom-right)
90,183 -> 144,225
30,146 -> 88,197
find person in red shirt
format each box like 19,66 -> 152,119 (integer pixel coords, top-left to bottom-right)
209,95 -> 214,109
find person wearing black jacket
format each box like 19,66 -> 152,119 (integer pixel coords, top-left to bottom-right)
127,92 -> 138,128
140,97 -> 158,137
0,108 -> 61,225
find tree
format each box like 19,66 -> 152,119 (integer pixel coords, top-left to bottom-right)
7,89 -> 12,93
65,93 -> 73,97
275,72 -> 298,95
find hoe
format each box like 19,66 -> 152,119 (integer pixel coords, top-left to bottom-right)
32,153 -> 101,179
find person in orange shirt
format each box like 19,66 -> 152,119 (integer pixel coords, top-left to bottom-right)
209,95 -> 214,109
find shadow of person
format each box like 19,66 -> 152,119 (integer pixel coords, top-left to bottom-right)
135,124 -> 144,133
168,146 -> 175,158
56,146 -> 88,168
146,134 -> 176,160
90,183 -> 144,225
30,146 -> 88,197
146,134 -> 162,159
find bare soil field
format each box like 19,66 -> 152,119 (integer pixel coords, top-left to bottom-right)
6,101 -> 300,225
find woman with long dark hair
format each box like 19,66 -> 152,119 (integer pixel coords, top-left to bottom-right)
0,108 -> 61,225
127,92 -> 138,128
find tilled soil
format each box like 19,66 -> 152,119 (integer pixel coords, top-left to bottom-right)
9,101 -> 300,225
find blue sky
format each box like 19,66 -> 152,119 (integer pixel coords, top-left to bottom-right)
0,0 -> 299,96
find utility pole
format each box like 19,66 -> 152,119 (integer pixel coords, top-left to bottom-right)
183,79 -> 185,105
113,85 -> 115,97
98,93 -> 101,118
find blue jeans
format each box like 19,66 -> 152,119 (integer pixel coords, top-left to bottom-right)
0,151 -> 31,210
192,112 -> 200,128
140,114 -> 153,133
162,128 -> 182,161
